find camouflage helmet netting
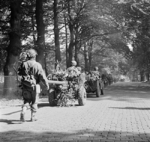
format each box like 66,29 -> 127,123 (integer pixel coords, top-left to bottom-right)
71,60 -> 77,66
27,49 -> 37,58
94,66 -> 99,71
19,52 -> 27,61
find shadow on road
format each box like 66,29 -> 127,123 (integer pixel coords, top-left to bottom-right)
109,107 -> 150,110
38,102 -> 82,108
3,110 -> 21,115
0,129 -> 150,142
0,119 -> 22,124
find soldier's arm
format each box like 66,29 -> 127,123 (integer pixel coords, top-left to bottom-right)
37,64 -> 49,90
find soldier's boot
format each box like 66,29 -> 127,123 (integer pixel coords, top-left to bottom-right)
20,113 -> 25,122
31,112 -> 37,122
20,106 -> 27,122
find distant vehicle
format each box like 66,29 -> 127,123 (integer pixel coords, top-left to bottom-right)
85,71 -> 104,97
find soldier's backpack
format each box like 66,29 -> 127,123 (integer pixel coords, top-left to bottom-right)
21,74 -> 36,88
18,62 -> 36,89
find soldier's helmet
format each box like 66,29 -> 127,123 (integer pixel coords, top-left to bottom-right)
27,49 -> 37,58
71,60 -> 77,66
94,66 -> 99,71
19,52 -> 27,61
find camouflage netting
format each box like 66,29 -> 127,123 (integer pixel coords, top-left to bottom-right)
86,71 -> 100,81
47,67 -> 83,107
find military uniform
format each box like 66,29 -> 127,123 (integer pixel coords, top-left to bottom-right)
92,67 -> 104,95
18,49 -> 49,122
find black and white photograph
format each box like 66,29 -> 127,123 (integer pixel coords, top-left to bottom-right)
0,0 -> 150,142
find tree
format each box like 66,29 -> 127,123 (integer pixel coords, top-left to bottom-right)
117,0 -> 150,80
3,0 -> 22,96
35,0 -> 46,69
53,0 -> 61,64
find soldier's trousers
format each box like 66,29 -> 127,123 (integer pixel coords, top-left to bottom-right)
21,86 -> 39,114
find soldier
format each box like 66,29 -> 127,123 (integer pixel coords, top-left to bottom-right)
18,49 -> 49,122
77,67 -> 86,86
66,60 -> 80,77
93,66 -> 100,78
92,66 -> 104,95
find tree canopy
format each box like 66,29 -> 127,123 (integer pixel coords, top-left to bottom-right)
0,0 -> 150,95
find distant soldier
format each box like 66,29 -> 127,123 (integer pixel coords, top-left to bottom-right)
18,49 -> 49,122
77,67 -> 86,86
92,66 -> 100,78
66,60 -> 80,77
92,66 -> 104,95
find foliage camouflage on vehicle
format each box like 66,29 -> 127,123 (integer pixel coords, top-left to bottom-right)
48,68 -> 86,107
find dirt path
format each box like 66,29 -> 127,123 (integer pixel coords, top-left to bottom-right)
0,82 -> 150,142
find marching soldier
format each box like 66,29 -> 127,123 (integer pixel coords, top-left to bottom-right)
18,49 -> 49,122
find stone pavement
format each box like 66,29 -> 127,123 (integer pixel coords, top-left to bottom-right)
0,82 -> 150,142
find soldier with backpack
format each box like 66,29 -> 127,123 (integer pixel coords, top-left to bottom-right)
18,49 -> 49,122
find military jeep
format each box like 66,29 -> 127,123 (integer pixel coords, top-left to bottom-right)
85,71 -> 104,97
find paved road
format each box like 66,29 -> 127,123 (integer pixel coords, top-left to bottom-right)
0,82 -> 150,142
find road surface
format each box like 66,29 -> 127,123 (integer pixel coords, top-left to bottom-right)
0,82 -> 150,142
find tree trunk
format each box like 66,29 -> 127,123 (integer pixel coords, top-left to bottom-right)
89,51 -> 92,71
88,40 -> 93,71
35,0 -> 45,69
68,24 -> 74,67
74,38 -> 80,66
3,0 -> 22,96
84,43 -> 89,72
74,26 -> 81,66
140,71 -> 145,82
146,72 -> 149,81
53,0 -> 61,64
75,46 -> 79,66
67,0 -> 74,67
64,13 -> 68,68
31,0 -> 36,45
